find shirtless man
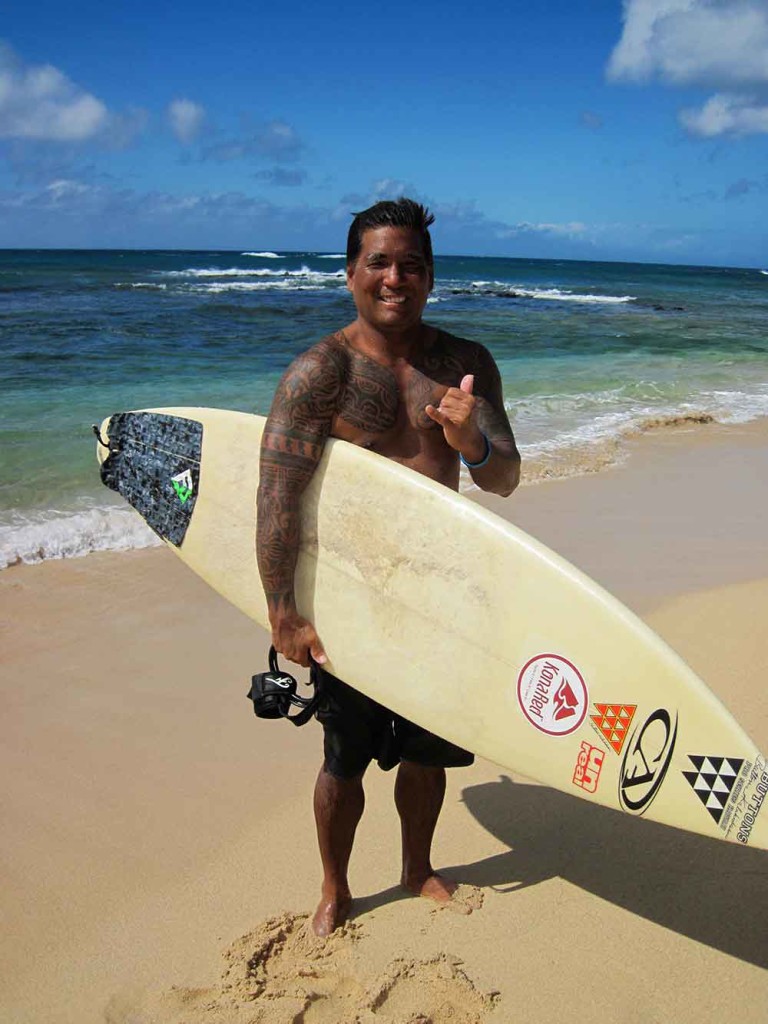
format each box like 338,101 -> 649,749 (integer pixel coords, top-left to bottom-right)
256,198 -> 520,936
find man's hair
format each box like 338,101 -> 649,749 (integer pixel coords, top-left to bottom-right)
346,197 -> 435,267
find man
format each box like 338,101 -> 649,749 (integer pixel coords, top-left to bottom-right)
256,198 -> 520,936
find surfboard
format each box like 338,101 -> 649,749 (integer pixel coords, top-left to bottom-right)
96,407 -> 768,851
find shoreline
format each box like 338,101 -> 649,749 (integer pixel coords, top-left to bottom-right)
2,414 -> 767,1022
3,411 -> 768,574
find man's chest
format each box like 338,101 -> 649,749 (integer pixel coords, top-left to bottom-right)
335,349 -> 466,439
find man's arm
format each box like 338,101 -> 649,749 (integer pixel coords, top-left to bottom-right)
256,341 -> 344,666
425,346 -> 521,497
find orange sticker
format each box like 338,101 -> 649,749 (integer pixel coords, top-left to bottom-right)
590,703 -> 637,755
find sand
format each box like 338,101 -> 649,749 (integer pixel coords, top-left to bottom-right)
2,419 -> 767,1023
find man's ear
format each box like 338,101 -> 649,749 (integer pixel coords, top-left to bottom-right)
346,261 -> 355,293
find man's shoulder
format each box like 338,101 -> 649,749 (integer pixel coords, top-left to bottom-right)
287,331 -> 350,375
303,330 -> 348,358
433,327 -> 494,366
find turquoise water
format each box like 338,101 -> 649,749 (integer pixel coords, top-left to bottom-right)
1,249 -> 767,567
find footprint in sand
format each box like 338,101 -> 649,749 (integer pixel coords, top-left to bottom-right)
105,909 -> 499,1023
430,883 -> 485,917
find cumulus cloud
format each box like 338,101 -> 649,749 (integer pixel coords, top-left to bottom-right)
512,221 -> 587,237
0,177 -> 340,248
335,180 -> 428,219
680,92 -> 768,136
167,98 -> 205,144
0,42 -> 108,141
608,0 -> 768,85
608,0 -> 768,136
202,119 -> 305,163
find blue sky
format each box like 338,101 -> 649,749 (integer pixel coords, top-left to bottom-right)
1,0 -> 766,265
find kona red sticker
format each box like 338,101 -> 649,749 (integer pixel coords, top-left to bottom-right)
517,654 -> 588,736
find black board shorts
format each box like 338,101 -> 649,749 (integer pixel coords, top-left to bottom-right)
315,668 -> 474,779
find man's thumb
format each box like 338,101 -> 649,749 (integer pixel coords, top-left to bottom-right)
460,374 -> 474,394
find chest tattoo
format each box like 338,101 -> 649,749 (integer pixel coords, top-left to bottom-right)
339,354 -> 399,433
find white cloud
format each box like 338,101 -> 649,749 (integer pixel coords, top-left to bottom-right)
494,221 -> 588,240
200,118 -> 305,163
0,42 -> 108,141
680,92 -> 768,136
168,98 -> 205,144
608,0 -> 768,85
608,1 -> 768,135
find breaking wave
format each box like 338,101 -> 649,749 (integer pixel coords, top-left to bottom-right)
0,505 -> 160,571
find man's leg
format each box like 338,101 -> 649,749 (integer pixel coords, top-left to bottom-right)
312,763 -> 365,936
395,760 -> 457,902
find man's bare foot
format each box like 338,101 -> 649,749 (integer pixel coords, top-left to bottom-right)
401,871 -> 458,904
311,892 -> 352,937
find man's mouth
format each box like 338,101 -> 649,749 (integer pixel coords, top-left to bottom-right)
379,294 -> 407,305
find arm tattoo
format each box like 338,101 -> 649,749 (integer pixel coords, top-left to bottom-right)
256,340 -> 344,616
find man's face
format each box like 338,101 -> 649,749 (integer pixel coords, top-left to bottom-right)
346,226 -> 433,335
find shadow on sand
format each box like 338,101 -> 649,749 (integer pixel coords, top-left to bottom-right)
446,775 -> 767,967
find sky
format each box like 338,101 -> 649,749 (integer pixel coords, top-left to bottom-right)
0,0 -> 767,266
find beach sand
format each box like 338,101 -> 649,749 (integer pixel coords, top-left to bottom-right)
2,420 -> 767,1023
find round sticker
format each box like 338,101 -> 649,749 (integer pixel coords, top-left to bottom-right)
517,654 -> 588,736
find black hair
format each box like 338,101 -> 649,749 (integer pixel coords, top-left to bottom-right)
346,197 -> 435,267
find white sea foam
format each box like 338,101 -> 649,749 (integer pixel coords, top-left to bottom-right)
0,505 -> 160,571
317,254 -> 345,259
510,385 -> 768,470
461,281 -> 635,304
172,266 -> 347,293
161,266 -> 345,282
115,282 -> 168,290
242,251 -> 282,258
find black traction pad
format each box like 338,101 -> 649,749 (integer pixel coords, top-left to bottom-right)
99,411 -> 203,547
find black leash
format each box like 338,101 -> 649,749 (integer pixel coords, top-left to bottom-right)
246,647 -> 323,727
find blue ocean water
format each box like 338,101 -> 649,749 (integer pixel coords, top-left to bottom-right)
1,249 -> 767,568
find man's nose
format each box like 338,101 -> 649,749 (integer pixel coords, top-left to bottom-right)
383,262 -> 404,285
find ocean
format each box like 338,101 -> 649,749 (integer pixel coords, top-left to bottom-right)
1,249 -> 767,569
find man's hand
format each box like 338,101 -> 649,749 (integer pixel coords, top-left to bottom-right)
271,611 -> 327,668
424,374 -> 487,462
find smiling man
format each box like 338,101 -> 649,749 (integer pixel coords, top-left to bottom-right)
256,197 -> 520,936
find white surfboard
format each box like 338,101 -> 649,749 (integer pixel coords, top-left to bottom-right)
96,407 -> 768,850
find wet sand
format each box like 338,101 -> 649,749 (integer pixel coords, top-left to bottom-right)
2,419 -> 767,1023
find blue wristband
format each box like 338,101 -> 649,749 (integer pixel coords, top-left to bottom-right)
460,432 -> 491,469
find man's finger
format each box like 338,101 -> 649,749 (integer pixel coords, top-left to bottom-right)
311,641 -> 327,665
424,403 -> 446,424
460,374 -> 474,394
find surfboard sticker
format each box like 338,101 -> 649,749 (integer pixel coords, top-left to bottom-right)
683,754 -> 766,844
732,757 -> 768,845
572,740 -> 605,793
618,708 -> 678,814
590,703 -> 637,755
682,755 -> 746,825
99,411 -> 202,547
516,654 -> 588,736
